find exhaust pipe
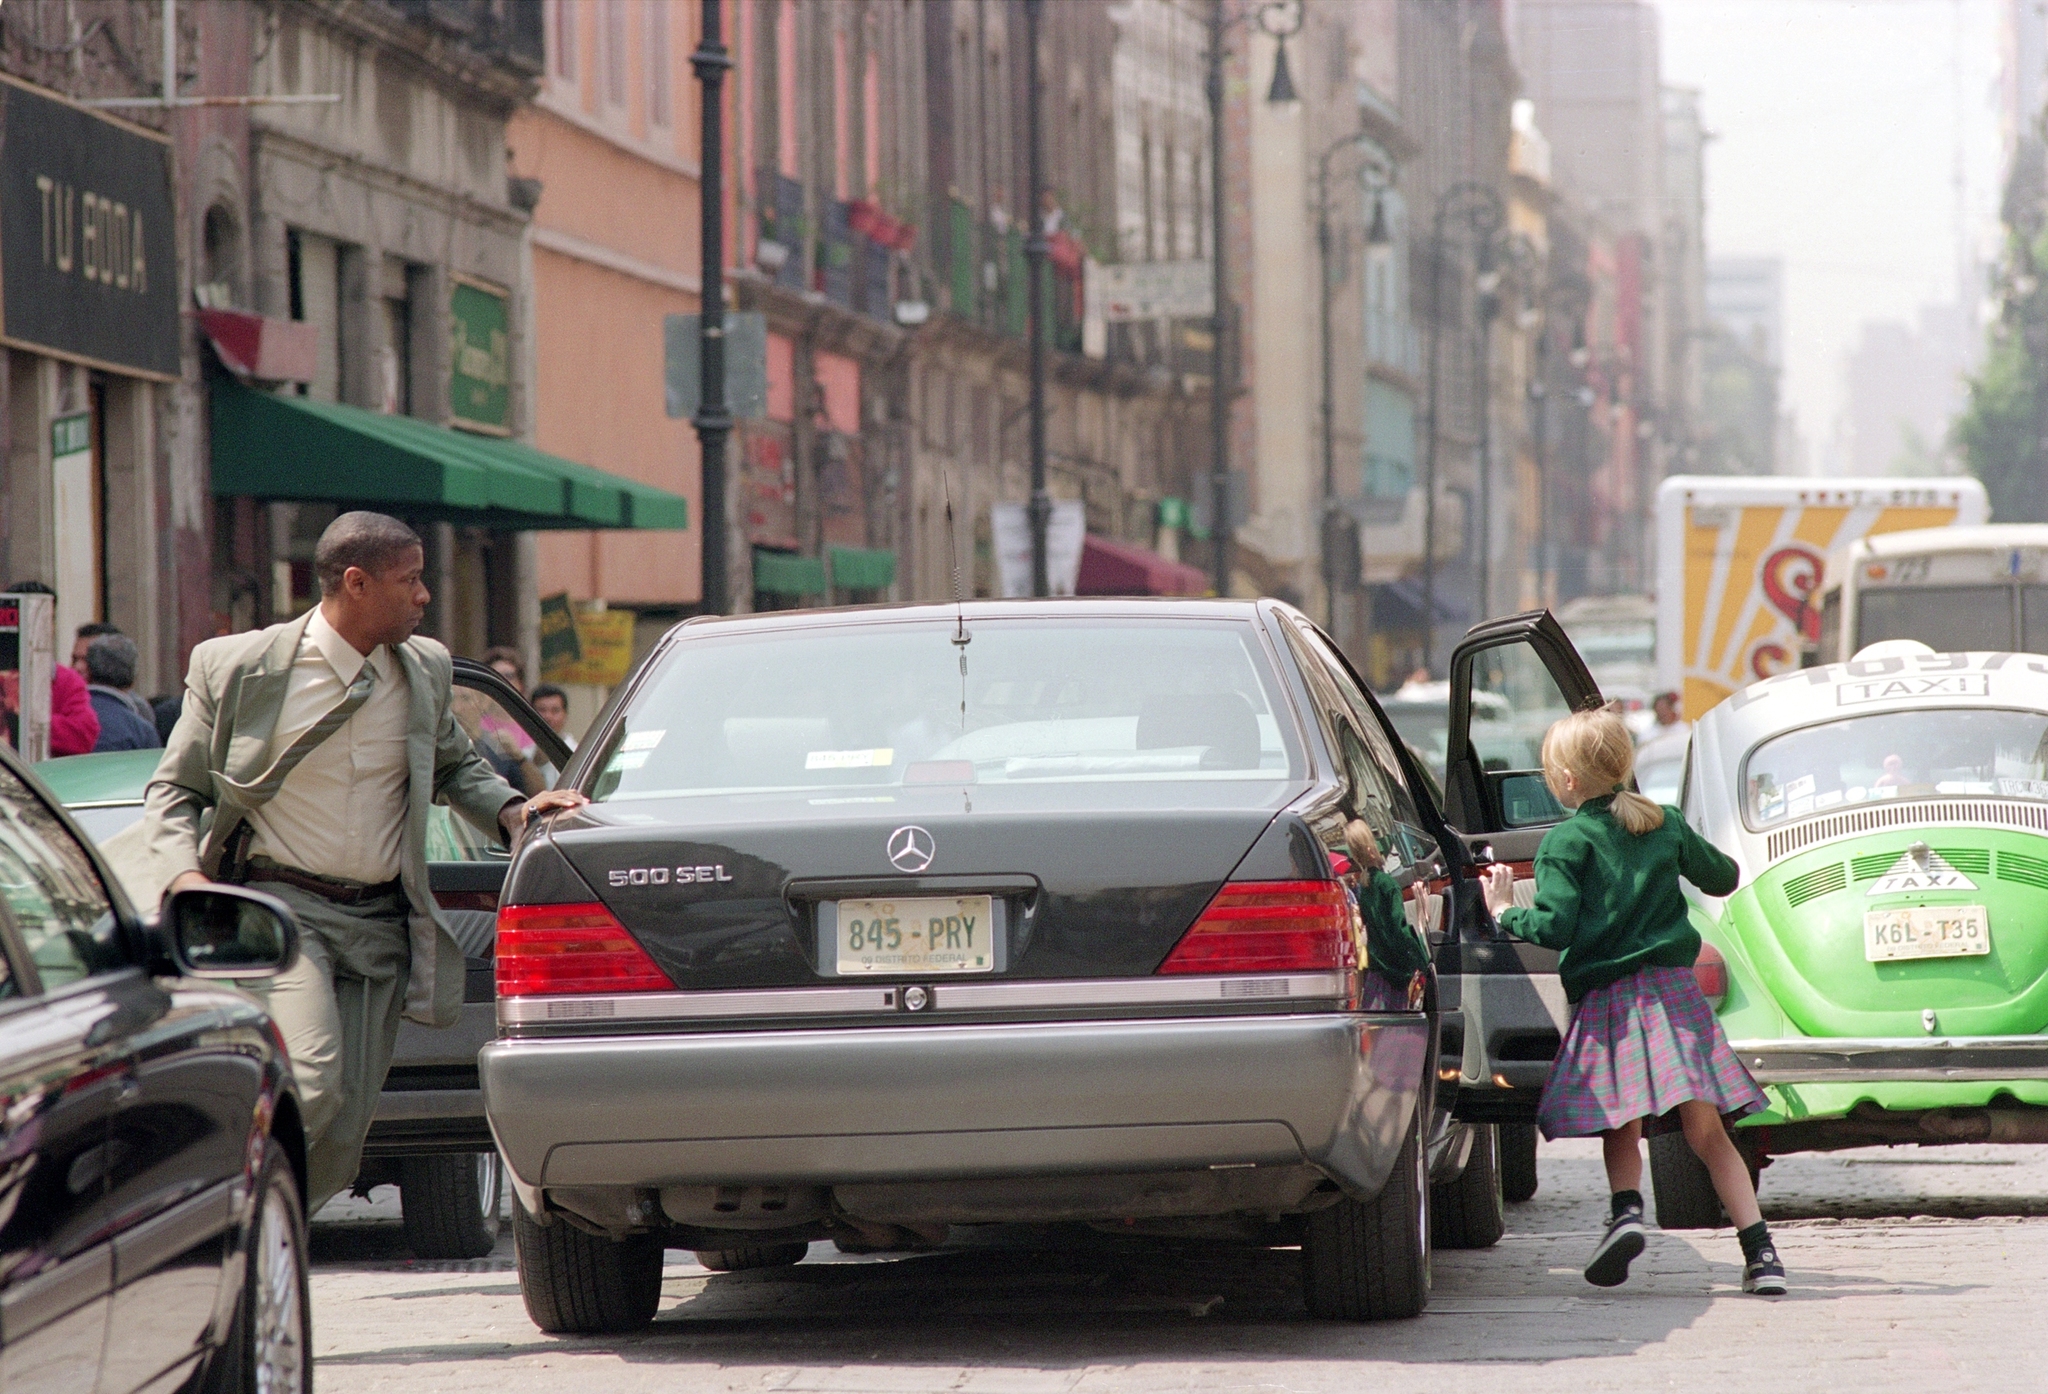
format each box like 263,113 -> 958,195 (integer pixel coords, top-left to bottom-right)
1920,1109 -> 2048,1144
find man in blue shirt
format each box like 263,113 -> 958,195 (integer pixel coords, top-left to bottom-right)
85,633 -> 162,752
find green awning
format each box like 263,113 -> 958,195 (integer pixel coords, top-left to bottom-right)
753,548 -> 826,596
210,382 -> 689,530
829,545 -> 896,591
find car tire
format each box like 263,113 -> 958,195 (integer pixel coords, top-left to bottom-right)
1648,1130 -> 1724,1228
513,1193 -> 665,1334
200,1138 -> 311,1394
1430,1123 -> 1506,1250
1499,1122 -> 1539,1203
399,1152 -> 504,1260
694,1242 -> 809,1271
1301,1113 -> 1430,1320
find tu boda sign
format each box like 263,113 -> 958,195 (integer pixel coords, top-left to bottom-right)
0,75 -> 178,380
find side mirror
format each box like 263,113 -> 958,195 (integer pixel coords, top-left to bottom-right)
1498,772 -> 1566,827
165,885 -> 300,978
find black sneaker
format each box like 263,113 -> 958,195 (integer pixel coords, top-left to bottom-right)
1743,1246 -> 1787,1296
1583,1208 -> 1647,1288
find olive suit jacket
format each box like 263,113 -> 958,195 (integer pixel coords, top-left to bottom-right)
141,611 -> 521,1027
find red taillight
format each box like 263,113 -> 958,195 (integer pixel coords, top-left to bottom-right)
1157,880 -> 1356,975
495,903 -> 675,997
1693,941 -> 1729,1009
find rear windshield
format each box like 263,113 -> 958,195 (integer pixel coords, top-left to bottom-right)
590,617 -> 1301,801
1740,706 -> 2048,830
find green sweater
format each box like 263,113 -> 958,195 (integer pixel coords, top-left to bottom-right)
1495,795 -> 1739,1002
1357,868 -> 1432,979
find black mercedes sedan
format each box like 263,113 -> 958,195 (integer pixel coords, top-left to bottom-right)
0,747 -> 309,1394
483,599 -> 1561,1331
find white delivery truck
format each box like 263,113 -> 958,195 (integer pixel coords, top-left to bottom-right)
1653,475 -> 1989,721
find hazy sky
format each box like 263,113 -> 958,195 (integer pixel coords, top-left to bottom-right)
1652,0 -> 2004,473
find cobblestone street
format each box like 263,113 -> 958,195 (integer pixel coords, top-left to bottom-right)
308,1138 -> 2048,1392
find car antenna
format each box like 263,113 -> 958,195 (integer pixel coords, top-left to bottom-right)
943,467 -> 968,645
943,467 -> 969,736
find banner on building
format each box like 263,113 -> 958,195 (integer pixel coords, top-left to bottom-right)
539,595 -> 637,686
1083,259 -> 1213,323
537,592 -> 581,670
992,500 -> 1086,598
0,76 -> 178,380
665,312 -> 769,420
450,274 -> 511,434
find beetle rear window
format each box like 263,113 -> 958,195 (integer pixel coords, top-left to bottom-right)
1740,707 -> 2048,829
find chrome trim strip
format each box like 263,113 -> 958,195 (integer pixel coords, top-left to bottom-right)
497,971 -> 1350,1027
1731,1034 -> 2048,1084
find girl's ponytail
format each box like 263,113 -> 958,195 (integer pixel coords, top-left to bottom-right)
1539,707 -> 1667,835
1609,787 -> 1667,835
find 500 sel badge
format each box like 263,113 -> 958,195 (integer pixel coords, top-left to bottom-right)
608,864 -> 734,887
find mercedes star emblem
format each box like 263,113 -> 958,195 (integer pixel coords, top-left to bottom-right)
887,824 -> 935,872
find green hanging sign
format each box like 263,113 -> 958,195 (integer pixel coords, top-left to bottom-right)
450,274 -> 511,435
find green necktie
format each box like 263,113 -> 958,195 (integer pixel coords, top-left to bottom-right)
241,659 -> 379,805
203,659 -> 381,881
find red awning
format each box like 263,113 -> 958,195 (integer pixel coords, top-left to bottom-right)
199,308 -> 319,384
1075,534 -> 1210,597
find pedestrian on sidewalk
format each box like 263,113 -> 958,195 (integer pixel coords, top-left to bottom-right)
142,510 -> 587,1214
84,633 -> 162,752
1480,707 -> 1785,1296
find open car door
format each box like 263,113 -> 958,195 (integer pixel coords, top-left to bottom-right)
369,659 -> 572,1259
1439,610 -> 1604,1197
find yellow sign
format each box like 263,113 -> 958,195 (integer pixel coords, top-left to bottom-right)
539,606 -> 637,686
1674,490 -> 1970,719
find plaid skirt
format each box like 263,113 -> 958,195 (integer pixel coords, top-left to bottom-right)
1536,964 -> 1767,1141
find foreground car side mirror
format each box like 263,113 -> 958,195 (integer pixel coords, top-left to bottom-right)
166,885 -> 301,978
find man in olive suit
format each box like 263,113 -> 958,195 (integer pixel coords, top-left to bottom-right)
144,511 -> 585,1211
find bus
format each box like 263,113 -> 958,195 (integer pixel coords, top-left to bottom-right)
1816,524 -> 2048,663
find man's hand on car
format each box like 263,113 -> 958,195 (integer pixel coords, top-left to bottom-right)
500,787 -> 589,839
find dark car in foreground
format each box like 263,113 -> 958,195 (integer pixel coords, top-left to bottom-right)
38,658 -> 569,1260
482,598 -> 1565,1332
0,745 -> 309,1394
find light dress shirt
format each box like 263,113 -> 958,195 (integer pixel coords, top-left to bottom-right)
245,608 -> 411,884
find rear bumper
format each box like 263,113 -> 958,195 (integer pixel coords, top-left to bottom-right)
1733,1035 -> 2048,1085
480,1013 -> 1430,1202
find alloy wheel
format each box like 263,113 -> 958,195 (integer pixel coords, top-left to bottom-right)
252,1184 -> 307,1393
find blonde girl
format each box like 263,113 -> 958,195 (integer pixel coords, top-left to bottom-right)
1481,707 -> 1783,1296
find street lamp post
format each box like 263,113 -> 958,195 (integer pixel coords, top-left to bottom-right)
1419,180 -> 1503,672
1204,0 -> 1307,599
1316,133 -> 1390,630
1474,244 -> 1498,624
1528,276 -> 1589,607
690,0 -> 732,614
1024,0 -> 1050,597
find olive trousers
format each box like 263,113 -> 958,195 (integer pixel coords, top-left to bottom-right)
246,881 -> 412,1215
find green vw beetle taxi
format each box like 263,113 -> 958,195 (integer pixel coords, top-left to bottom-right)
1655,641 -> 2048,1225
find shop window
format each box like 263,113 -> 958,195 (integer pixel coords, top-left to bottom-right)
199,202 -> 241,309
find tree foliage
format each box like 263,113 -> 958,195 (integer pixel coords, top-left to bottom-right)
1957,148 -> 2048,521
1955,313 -> 2043,520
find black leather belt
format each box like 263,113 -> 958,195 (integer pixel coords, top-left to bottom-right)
245,858 -> 403,907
